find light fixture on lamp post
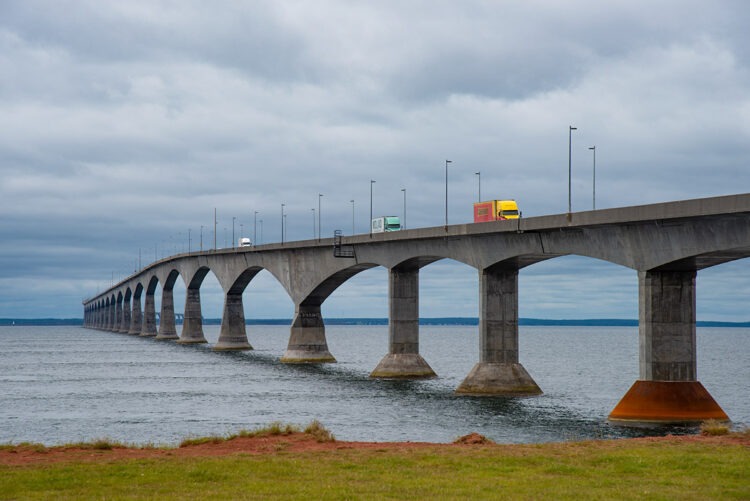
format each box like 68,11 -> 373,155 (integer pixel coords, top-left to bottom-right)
401,188 -> 406,230
254,211 -> 258,246
318,193 -> 323,242
445,159 -> 452,230
589,145 -> 596,210
369,180 -> 375,237
568,125 -> 577,216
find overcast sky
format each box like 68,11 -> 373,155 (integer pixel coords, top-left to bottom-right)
1,1 -> 749,321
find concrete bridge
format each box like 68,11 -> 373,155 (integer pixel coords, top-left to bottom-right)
83,193 -> 750,425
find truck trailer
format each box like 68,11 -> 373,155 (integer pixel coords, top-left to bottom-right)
371,216 -> 401,233
473,200 -> 520,222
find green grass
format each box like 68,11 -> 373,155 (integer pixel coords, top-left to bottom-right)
1,439 -> 748,500
179,422 -> 309,447
700,419 -> 731,436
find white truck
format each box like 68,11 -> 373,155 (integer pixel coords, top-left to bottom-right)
238,237 -> 252,247
371,216 -> 401,233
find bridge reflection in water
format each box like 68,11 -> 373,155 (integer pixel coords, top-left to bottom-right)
84,193 -> 750,425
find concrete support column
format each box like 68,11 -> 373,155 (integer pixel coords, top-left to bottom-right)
156,288 -> 179,340
456,267 -> 541,395
610,270 -> 727,424
639,270 -> 696,381
214,292 -> 252,350
140,293 -> 157,337
115,300 -> 123,332
120,298 -> 131,333
370,267 -> 435,378
128,296 -> 142,334
280,303 -> 336,363
179,287 -> 207,344
108,303 -> 115,331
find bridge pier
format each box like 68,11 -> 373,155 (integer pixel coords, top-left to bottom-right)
178,287 -> 207,344
214,292 -> 252,350
128,294 -> 142,334
156,288 -> 179,340
609,270 -> 728,424
140,292 -> 158,337
280,304 -> 336,363
371,267 -> 435,378
456,267 -> 542,395
115,299 -> 123,332
120,297 -> 131,333
104,303 -> 115,331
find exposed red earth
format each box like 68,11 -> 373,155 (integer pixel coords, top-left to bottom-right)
1,432 -> 747,467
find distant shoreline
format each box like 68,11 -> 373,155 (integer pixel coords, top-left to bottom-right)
2,317 -> 749,327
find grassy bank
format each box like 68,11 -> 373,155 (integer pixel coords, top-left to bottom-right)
1,437 -> 747,500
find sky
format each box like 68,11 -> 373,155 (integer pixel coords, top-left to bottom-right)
1,0 -> 749,321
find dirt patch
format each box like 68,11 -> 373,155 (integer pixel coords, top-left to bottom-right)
1,432 -> 746,467
0,433 -> 432,466
453,432 -> 494,445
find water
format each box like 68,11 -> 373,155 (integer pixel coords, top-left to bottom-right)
0,325 -> 747,445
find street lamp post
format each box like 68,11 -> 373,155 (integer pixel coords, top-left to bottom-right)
259,219 -> 263,245
214,208 -> 217,250
318,194 -> 323,242
445,159 -> 452,230
254,211 -> 258,246
200,225 -> 203,251
232,217 -> 236,248
188,228 -> 191,253
369,180 -> 375,237
589,145 -> 596,210
475,171 -> 481,202
568,126 -> 577,216
350,200 -> 355,235
311,208 -> 316,239
401,188 -> 406,230
281,204 -> 285,244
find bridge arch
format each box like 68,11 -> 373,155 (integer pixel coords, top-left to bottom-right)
175,265 -> 212,344
127,282 -> 144,334
138,276 -> 159,336
300,263 -> 378,307
154,269 -> 181,340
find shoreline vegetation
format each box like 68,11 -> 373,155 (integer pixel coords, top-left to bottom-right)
1,422 -> 748,499
3,317 -> 750,327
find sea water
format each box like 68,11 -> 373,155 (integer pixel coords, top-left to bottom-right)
0,325 -> 747,445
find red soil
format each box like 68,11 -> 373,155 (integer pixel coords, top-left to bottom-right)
1,432 -> 747,467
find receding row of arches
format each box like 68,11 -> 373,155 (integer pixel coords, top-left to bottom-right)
84,246 -> 744,425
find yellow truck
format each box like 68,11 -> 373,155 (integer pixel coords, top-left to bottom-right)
473,200 -> 520,222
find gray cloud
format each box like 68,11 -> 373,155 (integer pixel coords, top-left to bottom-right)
0,0 -> 748,319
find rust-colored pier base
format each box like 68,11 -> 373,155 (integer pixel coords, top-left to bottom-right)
608,380 -> 729,425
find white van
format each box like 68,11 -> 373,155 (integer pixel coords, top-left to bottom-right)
238,237 -> 252,247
